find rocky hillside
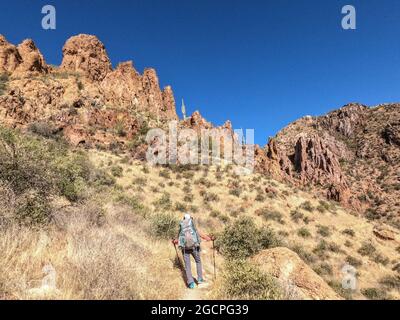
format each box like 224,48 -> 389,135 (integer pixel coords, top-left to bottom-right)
0,34 -> 177,148
0,34 -> 399,229
255,104 -> 400,229
0,34 -> 399,300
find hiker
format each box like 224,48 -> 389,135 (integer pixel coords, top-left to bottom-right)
172,213 -> 214,289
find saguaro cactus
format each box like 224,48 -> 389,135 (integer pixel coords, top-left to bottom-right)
181,99 -> 187,120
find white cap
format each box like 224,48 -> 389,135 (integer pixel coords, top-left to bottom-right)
184,213 -> 191,220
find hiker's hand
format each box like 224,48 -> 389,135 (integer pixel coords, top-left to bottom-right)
210,235 -> 216,241
172,239 -> 178,245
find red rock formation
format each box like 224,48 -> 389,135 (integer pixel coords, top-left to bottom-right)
15,39 -> 48,75
0,35 -> 22,73
60,34 -> 112,81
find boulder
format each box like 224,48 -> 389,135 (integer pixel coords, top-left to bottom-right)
252,247 -> 342,300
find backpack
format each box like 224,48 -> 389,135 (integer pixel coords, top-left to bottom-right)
178,218 -> 200,249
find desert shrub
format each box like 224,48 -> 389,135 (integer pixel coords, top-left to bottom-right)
365,208 -> 379,220
201,191 -> 219,203
358,243 -> 376,257
379,275 -> 400,291
159,169 -> 171,179
183,194 -> 193,203
55,152 -> 92,202
220,260 -> 282,300
195,177 -> 211,188
297,227 -> 311,238
229,188 -> 242,197
110,165 -> 123,177
0,127 -> 57,195
215,217 -> 281,259
361,288 -> 387,300
93,169 -> 116,187
312,240 -> 340,257
255,193 -> 265,202
0,73 -> 8,95
0,127 -> 93,213
290,210 -> 304,223
373,253 -> 390,266
15,191 -> 51,225
345,255 -> 363,268
342,228 -> 355,237
150,213 -> 179,240
174,202 -> 187,212
300,201 -> 314,212
153,193 -> 172,210
317,225 -> 331,237
116,194 -> 149,216
133,177 -> 146,186
28,122 -> 57,139
316,200 -> 330,213
290,245 -> 316,264
257,209 -> 284,224
314,263 -> 333,276
328,280 -> 353,300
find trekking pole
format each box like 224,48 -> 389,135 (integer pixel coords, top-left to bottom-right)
173,241 -> 184,271
212,237 -> 216,281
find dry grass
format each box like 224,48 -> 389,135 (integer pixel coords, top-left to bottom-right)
1,148 -> 399,300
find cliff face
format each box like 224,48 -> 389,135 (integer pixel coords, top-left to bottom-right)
0,34 -> 177,148
255,103 -> 400,227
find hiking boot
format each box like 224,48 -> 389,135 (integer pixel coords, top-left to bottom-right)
188,282 -> 195,289
198,278 -> 204,284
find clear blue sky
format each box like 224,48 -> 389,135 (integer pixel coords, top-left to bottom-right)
1,0 -> 400,145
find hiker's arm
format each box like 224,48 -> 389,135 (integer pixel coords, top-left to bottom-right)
198,230 -> 212,241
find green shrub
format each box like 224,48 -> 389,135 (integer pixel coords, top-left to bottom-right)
28,122 -> 57,139
221,260 -> 282,300
215,217 -> 281,259
290,210 -> 304,223
345,255 -> 363,268
379,275 -> 400,291
313,263 -> 333,276
361,288 -> 387,300
342,228 -> 355,237
358,243 -> 376,257
328,280 -> 353,300
300,201 -> 314,212
150,213 -> 179,240
373,253 -> 390,266
0,73 -> 8,95
15,191 -> 51,225
297,227 -> 311,238
290,245 -> 316,263
317,225 -> 331,237
110,165 -> 123,177
153,193 -> 172,209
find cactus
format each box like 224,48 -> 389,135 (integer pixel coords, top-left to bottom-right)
181,99 -> 187,120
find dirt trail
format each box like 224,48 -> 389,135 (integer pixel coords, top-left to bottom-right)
181,241 -> 217,300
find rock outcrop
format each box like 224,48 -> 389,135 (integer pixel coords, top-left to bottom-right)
15,39 -> 48,75
0,35 -> 22,73
60,34 -> 112,82
252,247 -> 342,300
0,34 -> 178,148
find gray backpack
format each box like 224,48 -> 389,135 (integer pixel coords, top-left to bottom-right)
178,218 -> 200,249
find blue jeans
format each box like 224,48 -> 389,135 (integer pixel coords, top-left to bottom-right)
182,246 -> 203,285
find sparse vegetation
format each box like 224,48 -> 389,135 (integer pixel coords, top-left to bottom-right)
215,217 -> 281,259
218,259 -> 283,300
